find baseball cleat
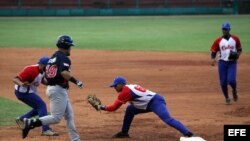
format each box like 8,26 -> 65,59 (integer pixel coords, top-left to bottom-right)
225,98 -> 231,105
232,90 -> 238,102
15,117 -> 24,129
185,132 -> 194,137
112,131 -> 129,138
42,129 -> 59,136
22,118 -> 31,139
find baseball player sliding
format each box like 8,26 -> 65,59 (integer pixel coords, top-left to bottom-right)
21,35 -> 83,141
88,76 -> 206,141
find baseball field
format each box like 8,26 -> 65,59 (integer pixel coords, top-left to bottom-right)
0,15 -> 250,141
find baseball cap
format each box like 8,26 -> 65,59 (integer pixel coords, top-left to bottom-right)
38,56 -> 49,65
222,22 -> 231,30
110,76 -> 127,87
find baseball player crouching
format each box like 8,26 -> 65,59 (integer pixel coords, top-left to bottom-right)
13,56 -> 58,136
88,76 -> 206,141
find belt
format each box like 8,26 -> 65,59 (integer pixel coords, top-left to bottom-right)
16,86 -> 30,94
48,84 -> 68,89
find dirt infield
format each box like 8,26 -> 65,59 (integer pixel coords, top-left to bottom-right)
0,48 -> 250,141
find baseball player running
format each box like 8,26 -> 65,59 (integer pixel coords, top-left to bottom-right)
22,35 -> 83,141
92,76 -> 195,139
13,56 -> 58,136
210,22 -> 242,105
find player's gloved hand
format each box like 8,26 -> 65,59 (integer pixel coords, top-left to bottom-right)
76,80 -> 83,89
228,51 -> 239,61
87,95 -> 105,111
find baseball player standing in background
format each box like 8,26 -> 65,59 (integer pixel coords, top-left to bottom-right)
210,22 -> 242,105
21,35 -> 83,141
13,56 -> 58,136
95,76 -> 195,139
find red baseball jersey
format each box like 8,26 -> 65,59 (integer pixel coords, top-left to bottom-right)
210,35 -> 241,61
15,64 -> 44,94
105,84 -> 156,111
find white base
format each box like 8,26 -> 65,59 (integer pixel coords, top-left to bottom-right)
180,136 -> 206,141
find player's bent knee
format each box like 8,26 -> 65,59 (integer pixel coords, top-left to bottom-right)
228,80 -> 236,85
220,83 -> 227,88
39,101 -> 47,109
64,114 -> 74,120
52,115 -> 64,124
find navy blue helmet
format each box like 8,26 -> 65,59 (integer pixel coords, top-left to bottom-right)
56,35 -> 74,49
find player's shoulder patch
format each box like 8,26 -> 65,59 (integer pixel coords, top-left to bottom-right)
48,57 -> 56,64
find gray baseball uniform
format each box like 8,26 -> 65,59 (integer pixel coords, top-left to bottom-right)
41,49 -> 81,141
21,35 -> 82,140
40,85 -> 80,141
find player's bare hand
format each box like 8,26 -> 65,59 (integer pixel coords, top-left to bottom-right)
22,81 -> 30,86
210,59 -> 215,66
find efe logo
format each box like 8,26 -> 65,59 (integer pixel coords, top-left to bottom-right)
228,129 -> 246,136
224,125 -> 249,141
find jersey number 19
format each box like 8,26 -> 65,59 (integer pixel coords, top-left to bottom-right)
46,65 -> 57,78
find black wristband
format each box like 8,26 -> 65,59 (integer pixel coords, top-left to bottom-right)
101,105 -> 106,110
69,77 -> 78,84
211,52 -> 216,59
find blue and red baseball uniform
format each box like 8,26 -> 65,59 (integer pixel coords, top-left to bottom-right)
104,84 -> 192,136
14,64 -> 50,132
211,34 -> 242,100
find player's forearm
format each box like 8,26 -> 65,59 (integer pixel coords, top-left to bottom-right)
61,70 -> 83,88
61,70 -> 72,80
210,52 -> 217,66
237,48 -> 242,57
105,99 -> 123,111
13,76 -> 29,86
41,77 -> 48,85
61,70 -> 79,84
61,70 -> 78,83
211,51 -> 216,59
13,77 -> 23,86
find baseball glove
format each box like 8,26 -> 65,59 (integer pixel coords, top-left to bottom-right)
228,51 -> 239,60
87,95 -> 102,111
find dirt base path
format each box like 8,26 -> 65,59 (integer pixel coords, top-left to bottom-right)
0,48 -> 250,141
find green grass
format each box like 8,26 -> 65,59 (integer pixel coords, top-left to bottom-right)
0,15 -> 249,53
0,97 -> 30,126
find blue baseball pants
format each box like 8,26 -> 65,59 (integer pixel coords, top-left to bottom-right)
121,94 -> 191,136
218,60 -> 237,99
15,90 -> 50,131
